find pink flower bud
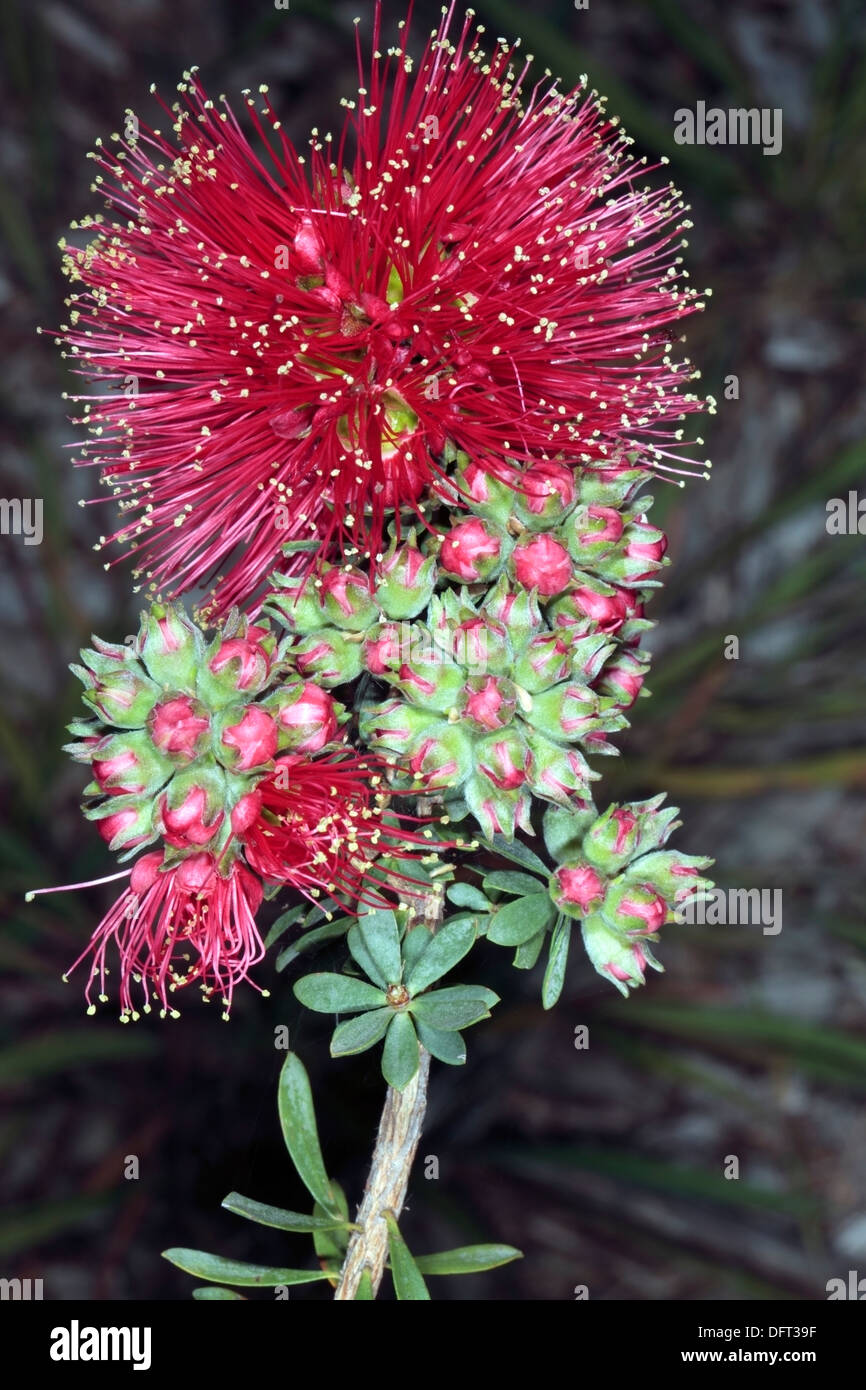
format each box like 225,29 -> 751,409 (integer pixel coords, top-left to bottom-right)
606,946 -> 647,983
130,851 -> 164,895
275,681 -> 338,752
567,585 -> 629,634
517,460 -> 576,521
175,852 -> 216,895
92,747 -> 143,795
597,651 -> 647,709
462,676 -> 515,732
160,785 -> 225,848
363,624 -> 403,675
477,736 -> 527,790
293,216 -> 324,274
150,696 -> 211,761
221,706 -> 279,770
512,534 -> 573,596
440,518 -> 503,582
553,863 -> 606,915
96,807 -> 150,852
209,625 -> 272,692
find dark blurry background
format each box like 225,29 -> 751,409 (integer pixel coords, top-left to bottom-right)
2,0 -> 865,1301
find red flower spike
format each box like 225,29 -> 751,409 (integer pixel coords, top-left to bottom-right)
57,6 -> 708,613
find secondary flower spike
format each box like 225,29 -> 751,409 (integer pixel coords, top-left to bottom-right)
55,3 -> 710,613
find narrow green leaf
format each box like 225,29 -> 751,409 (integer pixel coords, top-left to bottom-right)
355,1269 -> 375,1299
405,916 -> 477,994
293,972 -> 386,1014
487,893 -> 555,946
402,925 -> 432,975
384,1213 -> 430,1301
446,882 -> 490,910
192,1286 -> 247,1300
163,1248 -> 330,1287
221,1192 -> 354,1234
277,1053 -> 338,1214
414,1244 -> 523,1276
513,930 -> 546,970
275,916 -> 352,971
542,916 -> 572,1010
382,1012 -> 420,1090
330,1008 -> 393,1057
414,1021 -> 466,1066
484,833 -> 549,876
313,1184 -> 351,1270
263,902 -> 306,950
483,869 -> 544,897
348,907 -> 402,988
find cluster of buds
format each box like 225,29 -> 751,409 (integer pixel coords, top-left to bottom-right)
357,578 -> 629,838
66,604 -> 345,860
54,603 -> 432,1020
433,452 -> 668,602
547,798 -> 714,995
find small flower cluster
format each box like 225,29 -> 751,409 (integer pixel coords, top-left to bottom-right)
53,604 -> 432,1020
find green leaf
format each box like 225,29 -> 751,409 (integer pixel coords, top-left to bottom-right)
162,1249 -> 330,1287
542,916 -> 572,1010
355,1269 -> 375,1299
405,916 -> 477,994
221,1192 -> 354,1234
277,1053 -> 338,1215
330,1008 -> 393,1057
402,925 -> 432,974
384,1212 -> 430,1300
192,1286 -> 247,1300
414,1021 -> 466,1066
484,832 -> 549,876
293,972 -> 386,1014
483,869 -> 544,896
414,1244 -> 523,1276
275,916 -> 352,971
487,893 -> 555,946
348,907 -> 402,988
446,882 -> 490,911
410,986 -> 497,1031
382,1012 -> 420,1090
513,930 -> 546,970
263,902 -> 306,950
313,1184 -> 351,1270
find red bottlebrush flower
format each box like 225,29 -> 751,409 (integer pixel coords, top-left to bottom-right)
56,6 -> 707,613
243,752 -> 432,908
61,852 -> 266,1021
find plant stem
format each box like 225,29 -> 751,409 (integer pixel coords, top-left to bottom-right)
333,1047 -> 431,1299
334,872 -> 444,1300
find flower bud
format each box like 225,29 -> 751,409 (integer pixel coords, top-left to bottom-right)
622,849 -> 714,903
482,575 -> 544,648
91,729 -> 173,797
512,461 -> 576,528
581,911 -> 659,996
460,675 -> 517,732
79,664 -> 160,729
375,539 -> 437,619
293,629 -> 364,686
158,768 -> 226,848
439,518 -> 506,583
548,574 -> 629,635
560,504 -> 624,564
218,705 -> 279,771
85,798 -> 155,854
317,566 -> 380,632
551,861 -> 607,918
595,649 -> 648,708
264,576 -> 326,633
511,631 -> 574,693
202,622 -> 275,700
136,603 -> 201,692
230,789 -> 262,837
270,680 -> 340,753
475,729 -> 528,791
362,622 -> 405,676
149,695 -> 211,762
510,534 -> 573,597
601,880 -> 669,936
578,453 -> 649,507
580,803 -> 644,874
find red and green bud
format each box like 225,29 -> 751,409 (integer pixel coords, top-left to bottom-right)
580,912 -> 661,997
149,694 -> 211,763
512,460 -> 576,529
292,628 -> 365,686
511,631 -> 575,693
268,680 -> 341,754
483,575 -> 543,648
89,730 -> 173,797
460,675 -> 518,731
578,453 -> 649,508
551,861 -> 607,918
548,573 -> 629,635
84,797 -> 156,855
375,538 -> 437,619
439,518 -> 507,583
595,649 -> 649,708
158,766 -> 226,848
602,880 -> 669,936
317,565 -> 380,631
524,732 -> 597,805
218,705 -> 280,771
560,504 -> 624,564
200,620 -> 276,701
622,849 -> 714,904
510,533 -> 573,597
135,603 -> 202,693
78,662 -> 160,729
